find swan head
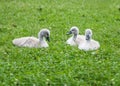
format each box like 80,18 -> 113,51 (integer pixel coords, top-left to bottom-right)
38,29 -> 50,41
85,29 -> 92,41
67,26 -> 79,35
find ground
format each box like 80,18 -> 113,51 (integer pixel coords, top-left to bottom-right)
0,0 -> 120,85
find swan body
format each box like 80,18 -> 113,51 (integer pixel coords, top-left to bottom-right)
12,29 -> 50,48
66,26 -> 85,46
78,29 -> 100,51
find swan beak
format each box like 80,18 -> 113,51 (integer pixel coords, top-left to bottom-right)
46,37 -> 50,42
66,31 -> 72,35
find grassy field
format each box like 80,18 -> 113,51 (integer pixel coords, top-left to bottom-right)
0,0 -> 120,85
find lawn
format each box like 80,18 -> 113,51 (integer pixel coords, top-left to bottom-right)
0,0 -> 120,85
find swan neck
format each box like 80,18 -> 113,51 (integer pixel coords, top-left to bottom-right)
73,34 -> 77,41
39,35 -> 44,41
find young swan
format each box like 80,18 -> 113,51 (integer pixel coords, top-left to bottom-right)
78,29 -> 100,51
66,26 -> 85,46
12,29 -> 50,48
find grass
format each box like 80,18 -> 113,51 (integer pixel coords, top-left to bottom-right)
0,0 -> 120,85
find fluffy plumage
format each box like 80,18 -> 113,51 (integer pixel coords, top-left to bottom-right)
12,29 -> 50,48
66,26 -> 85,46
78,29 -> 100,51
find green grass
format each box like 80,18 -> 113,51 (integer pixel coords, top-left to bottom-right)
0,0 -> 120,85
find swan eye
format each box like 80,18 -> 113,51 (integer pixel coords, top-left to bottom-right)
71,29 -> 75,32
71,29 -> 74,31
46,33 -> 49,37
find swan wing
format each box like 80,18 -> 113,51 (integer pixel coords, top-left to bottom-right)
90,40 -> 100,50
75,35 -> 85,45
78,40 -> 100,51
12,37 -> 39,48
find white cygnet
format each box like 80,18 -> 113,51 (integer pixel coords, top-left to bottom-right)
12,29 -> 50,48
66,26 -> 85,46
78,29 -> 100,51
